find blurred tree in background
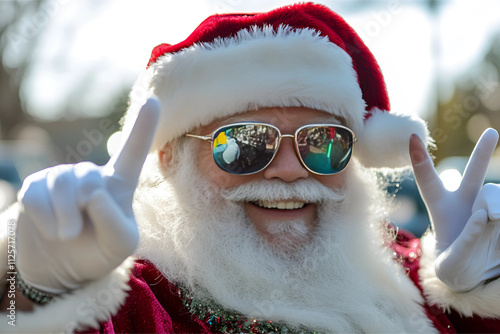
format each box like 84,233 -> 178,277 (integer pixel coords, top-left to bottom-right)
431,34 -> 500,164
0,0 -> 42,140
0,0 -> 128,172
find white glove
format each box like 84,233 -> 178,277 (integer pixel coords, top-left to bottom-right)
410,128 -> 500,291
15,97 -> 160,294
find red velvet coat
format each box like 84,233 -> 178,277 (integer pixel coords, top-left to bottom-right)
82,230 -> 500,333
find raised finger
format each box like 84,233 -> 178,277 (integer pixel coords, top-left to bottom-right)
410,134 -> 445,204
107,97 -> 160,185
460,128 -> 499,198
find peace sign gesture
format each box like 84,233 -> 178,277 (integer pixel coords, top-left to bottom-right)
410,128 -> 500,291
16,97 -> 160,294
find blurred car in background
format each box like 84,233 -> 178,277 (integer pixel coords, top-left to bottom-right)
387,156 -> 500,238
0,159 -> 21,212
0,140 -> 58,212
387,176 -> 430,237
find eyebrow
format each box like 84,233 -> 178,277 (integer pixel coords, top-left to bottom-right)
223,113 -> 347,125
310,115 -> 346,124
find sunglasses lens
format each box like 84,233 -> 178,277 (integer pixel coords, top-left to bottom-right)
297,126 -> 353,174
212,124 -> 279,174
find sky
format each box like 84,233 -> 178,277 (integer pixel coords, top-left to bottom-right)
4,0 -> 500,123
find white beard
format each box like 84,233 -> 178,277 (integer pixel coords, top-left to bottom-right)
133,140 -> 436,333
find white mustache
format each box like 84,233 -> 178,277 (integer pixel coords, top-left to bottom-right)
221,179 -> 345,203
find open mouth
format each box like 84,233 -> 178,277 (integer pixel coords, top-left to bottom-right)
251,200 -> 308,210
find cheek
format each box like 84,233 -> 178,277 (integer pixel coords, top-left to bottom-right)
313,167 -> 348,190
195,143 -> 248,189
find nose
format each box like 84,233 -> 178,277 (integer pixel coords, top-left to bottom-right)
263,136 -> 309,182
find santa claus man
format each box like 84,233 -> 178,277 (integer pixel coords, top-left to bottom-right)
1,3 -> 500,333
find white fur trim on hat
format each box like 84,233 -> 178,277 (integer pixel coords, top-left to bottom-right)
123,25 -> 366,151
123,25 -> 431,169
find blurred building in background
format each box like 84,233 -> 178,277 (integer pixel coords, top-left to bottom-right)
0,0 -> 499,232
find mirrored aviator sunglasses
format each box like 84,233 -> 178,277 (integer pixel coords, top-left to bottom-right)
185,122 -> 357,175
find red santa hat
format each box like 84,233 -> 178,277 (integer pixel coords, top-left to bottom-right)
122,2 -> 429,168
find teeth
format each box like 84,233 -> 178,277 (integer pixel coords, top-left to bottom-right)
254,200 -> 306,210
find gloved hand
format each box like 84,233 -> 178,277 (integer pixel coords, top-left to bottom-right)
410,128 -> 500,291
15,97 -> 160,294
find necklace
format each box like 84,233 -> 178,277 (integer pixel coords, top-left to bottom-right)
177,285 -> 319,334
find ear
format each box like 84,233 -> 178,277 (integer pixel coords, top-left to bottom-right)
158,143 -> 173,170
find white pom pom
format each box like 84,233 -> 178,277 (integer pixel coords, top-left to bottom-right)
354,109 -> 430,169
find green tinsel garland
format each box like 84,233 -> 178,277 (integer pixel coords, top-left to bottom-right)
177,285 -> 319,334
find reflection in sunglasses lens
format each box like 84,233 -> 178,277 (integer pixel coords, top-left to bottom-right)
212,124 -> 353,175
298,126 -> 352,174
213,125 -> 279,174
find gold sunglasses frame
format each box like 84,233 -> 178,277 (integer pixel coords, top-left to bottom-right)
185,122 -> 357,175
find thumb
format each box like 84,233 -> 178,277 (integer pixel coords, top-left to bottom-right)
435,209 -> 489,291
437,209 -> 489,263
472,183 -> 500,220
